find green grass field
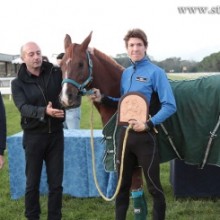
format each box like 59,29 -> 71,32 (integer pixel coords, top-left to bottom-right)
1,73 -> 220,220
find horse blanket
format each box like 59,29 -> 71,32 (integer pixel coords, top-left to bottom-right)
102,74 -> 220,172
158,74 -> 220,167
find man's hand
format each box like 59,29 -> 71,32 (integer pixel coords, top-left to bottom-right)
128,119 -> 147,132
46,102 -> 64,118
0,155 -> 4,169
89,88 -> 102,103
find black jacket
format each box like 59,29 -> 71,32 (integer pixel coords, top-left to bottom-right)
0,93 -> 6,155
11,61 -> 64,134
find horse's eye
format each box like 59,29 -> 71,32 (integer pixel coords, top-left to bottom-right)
78,62 -> 83,68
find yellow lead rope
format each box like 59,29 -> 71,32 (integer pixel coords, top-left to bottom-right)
90,102 -> 131,201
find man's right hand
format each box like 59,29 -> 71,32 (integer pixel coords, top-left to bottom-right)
46,101 -> 64,118
89,88 -> 102,103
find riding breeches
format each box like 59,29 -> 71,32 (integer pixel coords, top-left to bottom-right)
115,128 -> 166,220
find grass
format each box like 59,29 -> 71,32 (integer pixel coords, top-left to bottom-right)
167,72 -> 220,81
1,73 -> 220,220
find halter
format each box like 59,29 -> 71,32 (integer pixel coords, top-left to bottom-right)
61,51 -> 94,95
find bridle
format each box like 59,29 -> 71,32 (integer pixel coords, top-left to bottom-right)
61,51 -> 94,95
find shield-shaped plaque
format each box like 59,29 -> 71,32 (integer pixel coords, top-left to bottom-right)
118,92 -> 149,125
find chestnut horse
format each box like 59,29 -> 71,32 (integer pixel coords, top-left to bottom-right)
59,32 -> 143,191
59,32 -> 123,124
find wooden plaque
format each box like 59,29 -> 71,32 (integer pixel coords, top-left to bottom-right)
118,92 -> 148,125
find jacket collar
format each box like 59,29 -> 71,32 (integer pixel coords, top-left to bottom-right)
17,61 -> 53,83
130,56 -> 149,69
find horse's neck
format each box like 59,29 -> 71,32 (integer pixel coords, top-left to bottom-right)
90,50 -> 123,124
91,50 -> 123,97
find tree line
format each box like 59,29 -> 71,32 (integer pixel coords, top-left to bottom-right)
114,51 -> 220,73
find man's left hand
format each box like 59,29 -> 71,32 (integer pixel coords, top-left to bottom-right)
128,119 -> 146,132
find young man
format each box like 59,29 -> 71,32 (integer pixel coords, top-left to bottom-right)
11,42 -> 65,220
0,92 -> 6,169
90,28 -> 176,220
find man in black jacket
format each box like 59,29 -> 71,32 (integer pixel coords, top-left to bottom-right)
0,92 -> 6,169
11,41 -> 65,220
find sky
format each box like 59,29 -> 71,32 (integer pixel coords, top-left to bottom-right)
1,0 -> 220,62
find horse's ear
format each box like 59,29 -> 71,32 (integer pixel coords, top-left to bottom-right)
64,34 -> 72,51
80,31 -> 93,51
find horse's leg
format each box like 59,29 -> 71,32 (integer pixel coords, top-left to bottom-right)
131,166 -> 143,189
131,166 -> 147,219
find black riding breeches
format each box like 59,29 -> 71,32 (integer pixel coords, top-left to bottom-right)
115,128 -> 166,220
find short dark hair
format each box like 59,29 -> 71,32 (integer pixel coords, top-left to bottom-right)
56,53 -> 64,59
123,28 -> 148,48
42,56 -> 49,62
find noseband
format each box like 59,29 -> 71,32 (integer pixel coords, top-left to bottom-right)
62,51 -> 94,95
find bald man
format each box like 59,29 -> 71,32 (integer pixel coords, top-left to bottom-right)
12,42 -> 65,220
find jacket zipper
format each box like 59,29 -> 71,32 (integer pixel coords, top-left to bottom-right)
126,67 -> 136,93
36,67 -> 54,133
37,84 -> 51,133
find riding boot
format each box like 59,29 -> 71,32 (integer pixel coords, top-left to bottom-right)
131,189 -> 147,220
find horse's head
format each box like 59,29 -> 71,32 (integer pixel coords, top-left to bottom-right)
60,32 -> 93,108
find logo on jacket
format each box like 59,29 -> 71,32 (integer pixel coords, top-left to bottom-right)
136,76 -> 148,82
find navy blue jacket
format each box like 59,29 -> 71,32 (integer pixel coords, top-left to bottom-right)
11,61 -> 64,134
0,93 -> 6,155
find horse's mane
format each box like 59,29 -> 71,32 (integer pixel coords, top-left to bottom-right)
92,48 -> 125,72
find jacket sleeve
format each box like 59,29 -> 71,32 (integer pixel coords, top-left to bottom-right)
150,70 -> 176,125
101,95 -> 119,108
11,79 -> 46,120
0,93 -> 6,155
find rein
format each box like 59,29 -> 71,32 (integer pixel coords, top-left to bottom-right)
90,92 -> 150,201
90,102 -> 131,201
62,51 -> 94,95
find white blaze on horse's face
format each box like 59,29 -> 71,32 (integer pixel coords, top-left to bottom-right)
60,74 -> 69,106
60,58 -> 72,106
